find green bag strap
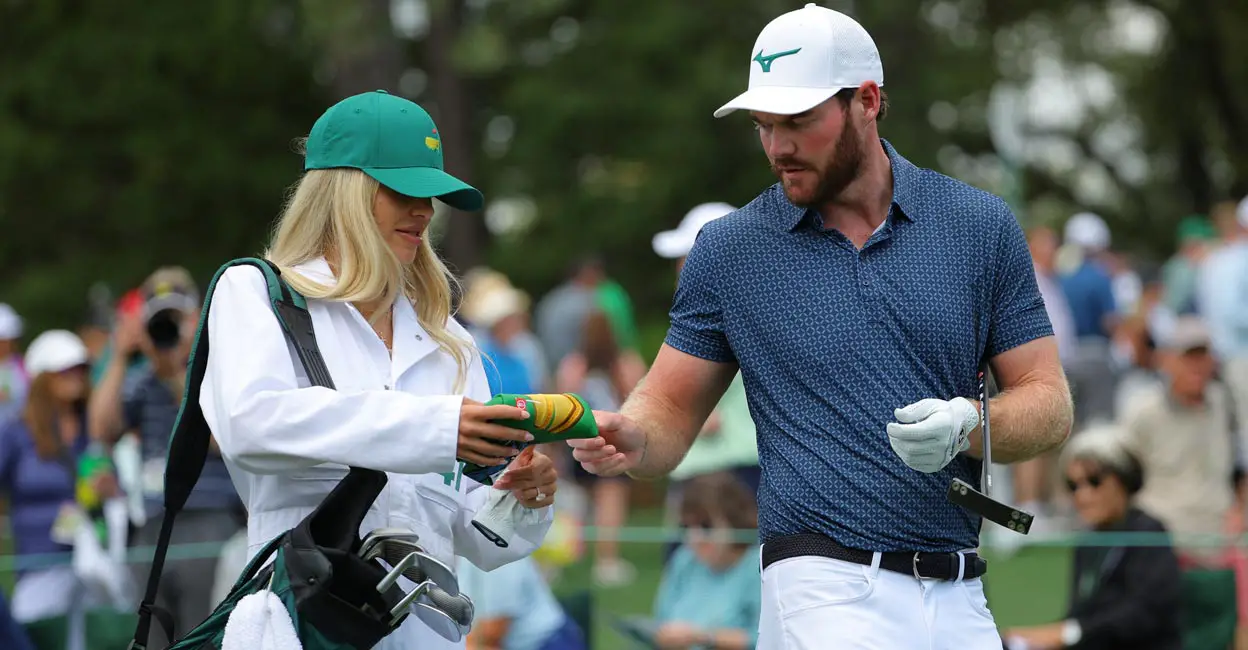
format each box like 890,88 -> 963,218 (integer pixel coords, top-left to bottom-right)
130,257 -> 341,650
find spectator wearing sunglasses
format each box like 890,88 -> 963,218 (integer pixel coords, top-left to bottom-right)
1004,425 -> 1181,650
1118,316 -> 1244,650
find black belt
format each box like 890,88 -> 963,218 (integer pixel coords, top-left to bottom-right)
761,534 -> 987,581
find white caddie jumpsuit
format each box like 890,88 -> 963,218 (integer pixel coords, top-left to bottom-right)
200,257 -> 553,650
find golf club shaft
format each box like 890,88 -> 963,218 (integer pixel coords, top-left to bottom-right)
979,367 -> 992,498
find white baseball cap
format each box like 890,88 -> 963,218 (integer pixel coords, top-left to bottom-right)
1064,212 -> 1111,251
714,3 -> 884,118
0,303 -> 21,341
24,329 -> 89,377
652,202 -> 737,259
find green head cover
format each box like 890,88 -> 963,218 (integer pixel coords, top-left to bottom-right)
462,393 -> 599,485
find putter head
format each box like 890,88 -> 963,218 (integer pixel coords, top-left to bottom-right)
947,478 -> 1034,535
374,540 -> 460,597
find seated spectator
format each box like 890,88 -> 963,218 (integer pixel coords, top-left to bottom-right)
1004,426 -> 1182,650
650,471 -> 761,650
459,555 -> 587,650
0,330 -> 119,650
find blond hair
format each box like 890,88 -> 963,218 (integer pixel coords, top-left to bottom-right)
264,166 -> 473,391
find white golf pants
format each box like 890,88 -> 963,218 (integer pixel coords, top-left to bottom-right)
757,552 -> 1004,649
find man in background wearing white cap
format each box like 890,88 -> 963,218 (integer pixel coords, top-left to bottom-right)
1197,197 -> 1248,447
652,203 -> 762,564
0,303 -> 28,428
1059,212 -> 1121,433
569,5 -> 1072,648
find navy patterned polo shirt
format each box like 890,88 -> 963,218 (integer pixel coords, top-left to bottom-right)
665,139 -> 1053,552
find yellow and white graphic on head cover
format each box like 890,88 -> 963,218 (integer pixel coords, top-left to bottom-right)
527,394 -> 585,435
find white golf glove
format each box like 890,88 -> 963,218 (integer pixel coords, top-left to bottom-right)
886,397 -> 979,473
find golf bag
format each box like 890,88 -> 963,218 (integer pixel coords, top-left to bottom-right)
129,257 -> 409,650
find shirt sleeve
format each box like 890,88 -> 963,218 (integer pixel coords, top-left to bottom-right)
987,203 -> 1055,358
459,558 -> 529,620
199,265 -> 462,476
652,546 -> 690,622
664,228 -> 736,364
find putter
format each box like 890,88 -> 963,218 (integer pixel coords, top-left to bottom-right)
946,365 -> 1034,535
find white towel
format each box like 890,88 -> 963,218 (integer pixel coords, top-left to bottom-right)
470,464 -> 548,548
222,590 -> 303,650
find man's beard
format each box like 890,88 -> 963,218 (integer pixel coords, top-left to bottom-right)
771,123 -> 864,209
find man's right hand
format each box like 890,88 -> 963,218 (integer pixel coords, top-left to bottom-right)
566,410 -> 646,477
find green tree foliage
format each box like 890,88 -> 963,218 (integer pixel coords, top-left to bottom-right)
0,0 -> 329,335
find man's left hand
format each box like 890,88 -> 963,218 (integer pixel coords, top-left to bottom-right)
493,446 -> 557,508
886,397 -> 979,473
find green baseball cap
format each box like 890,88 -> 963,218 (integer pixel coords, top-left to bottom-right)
304,90 -> 484,211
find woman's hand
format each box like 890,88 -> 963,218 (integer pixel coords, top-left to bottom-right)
457,398 -> 533,467
493,446 -> 557,508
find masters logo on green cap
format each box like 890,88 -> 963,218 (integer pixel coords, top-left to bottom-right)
304,90 -> 483,212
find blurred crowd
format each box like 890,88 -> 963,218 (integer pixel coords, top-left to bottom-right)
0,195 -> 1246,650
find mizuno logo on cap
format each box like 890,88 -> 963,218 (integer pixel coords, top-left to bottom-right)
753,48 -> 801,72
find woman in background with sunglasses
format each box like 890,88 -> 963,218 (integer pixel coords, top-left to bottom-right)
1004,425 -> 1181,650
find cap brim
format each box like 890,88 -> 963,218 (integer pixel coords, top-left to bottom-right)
652,230 -> 694,259
364,167 -> 484,212
713,86 -> 840,118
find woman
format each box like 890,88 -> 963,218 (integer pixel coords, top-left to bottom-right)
1003,425 -> 1182,650
648,471 -> 761,650
199,90 -> 558,649
0,329 -> 118,650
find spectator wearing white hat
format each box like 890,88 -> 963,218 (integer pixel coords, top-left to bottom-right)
0,304 -> 28,428
1060,212 -> 1121,432
1196,196 -> 1248,446
0,329 -> 119,650
653,203 -> 762,562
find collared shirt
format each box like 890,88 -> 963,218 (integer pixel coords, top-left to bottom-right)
666,139 -> 1053,552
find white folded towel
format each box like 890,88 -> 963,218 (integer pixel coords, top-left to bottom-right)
222,590 -> 303,650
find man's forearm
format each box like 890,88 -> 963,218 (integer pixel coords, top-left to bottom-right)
620,381 -> 703,480
965,375 -> 1072,464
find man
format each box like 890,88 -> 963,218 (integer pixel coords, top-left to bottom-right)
568,5 -> 1072,648
1060,211 -> 1120,431
1119,316 -> 1244,650
1197,196 -> 1248,448
87,266 -> 244,648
